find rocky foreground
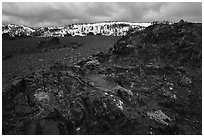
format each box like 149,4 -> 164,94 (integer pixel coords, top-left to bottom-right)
2,20 -> 202,135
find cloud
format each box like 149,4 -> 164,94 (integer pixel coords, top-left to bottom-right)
142,2 -> 202,22
2,2 -> 202,27
86,3 -> 114,17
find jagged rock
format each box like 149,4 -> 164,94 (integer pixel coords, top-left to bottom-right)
106,21 -> 201,134
111,40 -> 135,57
85,59 -> 100,66
147,110 -> 172,126
2,62 -> 152,134
84,59 -> 101,73
112,85 -> 133,98
34,91 -> 50,107
2,21 -> 202,135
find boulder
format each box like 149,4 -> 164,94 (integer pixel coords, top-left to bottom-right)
111,40 -> 135,57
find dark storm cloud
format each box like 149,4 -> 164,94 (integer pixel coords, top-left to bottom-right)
2,2 -> 202,27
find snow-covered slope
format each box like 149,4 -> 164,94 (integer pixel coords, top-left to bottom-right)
2,24 -> 35,37
2,21 -> 151,37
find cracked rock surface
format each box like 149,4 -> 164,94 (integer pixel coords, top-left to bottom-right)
3,21 -> 202,135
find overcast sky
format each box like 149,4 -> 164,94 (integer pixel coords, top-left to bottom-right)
2,2 -> 202,27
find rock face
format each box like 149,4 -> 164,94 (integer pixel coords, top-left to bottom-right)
2,21 -> 151,37
2,21 -> 202,135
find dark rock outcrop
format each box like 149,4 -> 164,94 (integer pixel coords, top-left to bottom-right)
3,21 -> 202,135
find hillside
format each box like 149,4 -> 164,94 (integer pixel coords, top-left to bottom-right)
2,36 -> 120,92
2,20 -> 202,135
2,21 -> 151,37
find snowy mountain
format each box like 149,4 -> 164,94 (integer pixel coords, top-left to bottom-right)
2,24 -> 35,37
2,21 -> 151,37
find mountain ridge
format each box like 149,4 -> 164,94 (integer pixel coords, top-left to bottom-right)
2,21 -> 151,37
